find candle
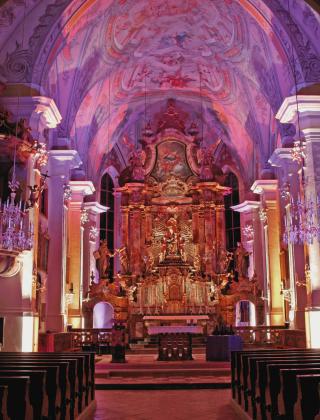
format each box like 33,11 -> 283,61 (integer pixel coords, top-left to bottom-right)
19,199 -> 22,210
317,196 -> 319,206
311,193 -> 313,203
284,215 -> 287,227
7,197 -> 9,207
23,202 -> 26,212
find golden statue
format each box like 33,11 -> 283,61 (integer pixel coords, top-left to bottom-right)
94,239 -> 116,279
116,243 -> 131,275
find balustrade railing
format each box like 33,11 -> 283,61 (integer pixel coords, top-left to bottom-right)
71,328 -> 112,352
233,326 -> 286,345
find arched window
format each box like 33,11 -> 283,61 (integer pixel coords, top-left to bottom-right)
224,172 -> 241,278
100,173 -> 115,277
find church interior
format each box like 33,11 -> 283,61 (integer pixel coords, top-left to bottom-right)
0,0 -> 320,417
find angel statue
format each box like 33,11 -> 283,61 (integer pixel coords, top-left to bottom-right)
122,137 -> 146,182
216,242 -> 233,274
234,242 -> 252,278
197,140 -> 222,181
116,243 -> 131,275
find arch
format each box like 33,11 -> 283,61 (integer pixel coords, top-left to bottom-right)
235,300 -> 256,327
93,301 -> 114,328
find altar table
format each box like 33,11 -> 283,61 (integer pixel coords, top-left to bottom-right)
149,326 -> 202,361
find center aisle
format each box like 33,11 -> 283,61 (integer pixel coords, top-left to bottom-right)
88,389 -> 238,420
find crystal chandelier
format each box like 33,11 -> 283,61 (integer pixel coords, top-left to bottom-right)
282,140 -> 320,246
0,174 -> 34,252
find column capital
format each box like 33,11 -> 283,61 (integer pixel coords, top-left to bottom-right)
83,201 -> 109,222
276,95 -> 320,130
69,181 -> 95,202
49,150 -> 82,167
269,148 -> 300,175
1,96 -> 62,132
231,200 -> 261,213
251,180 -> 279,208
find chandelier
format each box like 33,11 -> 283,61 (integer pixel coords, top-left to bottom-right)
282,140 -> 320,246
0,174 -> 34,252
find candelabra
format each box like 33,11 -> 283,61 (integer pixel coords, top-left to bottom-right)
0,174 -> 34,252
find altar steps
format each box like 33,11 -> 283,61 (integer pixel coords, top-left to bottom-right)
95,368 -> 231,390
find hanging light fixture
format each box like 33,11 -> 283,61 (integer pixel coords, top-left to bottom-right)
0,0 -> 34,253
281,0 -> 319,247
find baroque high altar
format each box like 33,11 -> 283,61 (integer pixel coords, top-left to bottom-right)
86,100 -> 263,337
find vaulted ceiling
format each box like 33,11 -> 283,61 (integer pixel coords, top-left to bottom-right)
0,0 -> 320,187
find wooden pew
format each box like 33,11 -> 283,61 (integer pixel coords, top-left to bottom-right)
238,350 -> 320,412
255,362 -> 320,420
0,385 -> 9,420
0,360 -> 69,420
275,367 -> 320,420
232,349 -> 320,404
1,352 -> 93,408
294,374 -> 320,420
248,355 -> 320,419
1,355 -> 83,414
0,377 -> 33,420
0,370 -> 47,420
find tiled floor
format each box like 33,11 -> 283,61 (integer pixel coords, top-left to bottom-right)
87,389 -> 238,420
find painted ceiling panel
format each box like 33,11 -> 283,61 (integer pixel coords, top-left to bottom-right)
0,0 -> 319,184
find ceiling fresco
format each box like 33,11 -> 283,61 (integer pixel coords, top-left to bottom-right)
0,0 -> 319,188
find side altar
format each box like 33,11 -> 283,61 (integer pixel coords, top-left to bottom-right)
83,100 -> 264,340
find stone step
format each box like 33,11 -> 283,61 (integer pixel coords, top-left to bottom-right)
98,368 -> 230,378
95,368 -> 231,390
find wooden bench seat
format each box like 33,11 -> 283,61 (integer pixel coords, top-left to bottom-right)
0,370 -> 48,420
0,385 -> 9,420
0,377 -> 33,420
239,351 -> 320,412
0,359 -> 69,420
249,356 -> 320,419
230,349 -> 320,420
294,374 -> 320,420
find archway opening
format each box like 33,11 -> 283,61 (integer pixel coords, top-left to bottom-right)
93,302 -> 114,328
235,300 -> 256,326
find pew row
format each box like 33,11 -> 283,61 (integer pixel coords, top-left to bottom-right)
230,349 -> 320,420
0,352 -> 96,420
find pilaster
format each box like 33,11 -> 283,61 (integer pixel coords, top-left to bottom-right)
269,149 -> 307,329
46,150 -> 82,332
251,180 -> 284,326
68,181 -> 95,328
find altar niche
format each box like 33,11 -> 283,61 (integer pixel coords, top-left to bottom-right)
87,99 -> 264,337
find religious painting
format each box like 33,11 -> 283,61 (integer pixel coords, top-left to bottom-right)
37,230 -> 50,273
150,140 -> 193,182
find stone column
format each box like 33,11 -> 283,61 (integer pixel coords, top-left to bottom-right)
276,95 -> 320,346
252,180 -> 284,326
132,205 -> 141,275
269,149 -> 307,329
204,205 -> 214,273
216,202 -> 226,247
68,181 -> 95,328
46,150 -> 82,332
120,207 -> 129,247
